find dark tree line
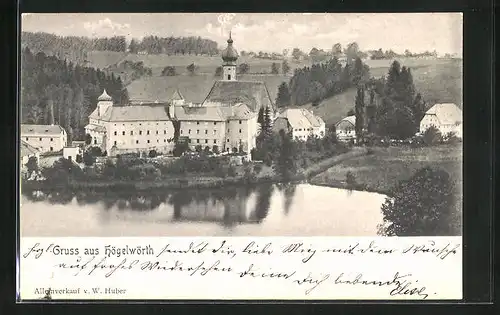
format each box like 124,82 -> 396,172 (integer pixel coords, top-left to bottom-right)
133,35 -> 219,56
281,57 -> 370,106
21,47 -> 129,142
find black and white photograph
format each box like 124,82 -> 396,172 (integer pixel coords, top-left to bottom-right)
19,13 -> 463,238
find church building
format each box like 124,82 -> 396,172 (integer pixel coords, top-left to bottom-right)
85,34 -> 274,156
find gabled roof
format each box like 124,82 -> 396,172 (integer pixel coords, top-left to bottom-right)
84,124 -> 106,132
20,140 -> 40,157
336,115 -> 356,126
202,80 -> 274,112
228,103 -> 256,120
424,103 -> 462,125
21,124 -> 65,136
94,105 -> 171,122
278,108 -> 324,129
174,106 -> 226,121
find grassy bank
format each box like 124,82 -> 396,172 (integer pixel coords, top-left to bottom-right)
309,144 -> 462,194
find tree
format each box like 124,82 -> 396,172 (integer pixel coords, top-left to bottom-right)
186,63 -> 197,75
345,42 -> 360,63
332,43 -> 342,57
291,48 -> 302,60
148,150 -> 158,158
257,107 -> 264,125
273,129 -> 297,181
354,86 -> 365,142
275,82 -> 291,108
212,145 -> 220,154
271,62 -> 280,74
195,145 -> 203,153
238,63 -> 249,74
84,134 -> 92,145
75,154 -> 83,163
26,156 -> 38,175
215,66 -> 223,77
422,126 -> 442,146
82,151 -> 96,166
173,141 -> 189,157
161,66 -> 177,76
129,39 -> 139,54
282,60 -> 290,74
204,146 -> 211,154
379,167 -> 460,236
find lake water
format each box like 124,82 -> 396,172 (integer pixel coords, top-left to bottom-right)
20,183 -> 388,237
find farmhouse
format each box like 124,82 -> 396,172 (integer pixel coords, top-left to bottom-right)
335,115 -> 356,141
21,124 -> 67,153
273,108 -> 325,141
419,103 -> 463,138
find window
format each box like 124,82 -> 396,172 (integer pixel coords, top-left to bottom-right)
50,147 -> 53,151
205,139 -> 208,144
156,131 -> 158,135
147,131 -> 150,135
188,129 -> 191,134
181,130 -> 183,134
25,137 -> 28,141
228,74 -> 231,80
239,120 -> 242,124
114,131 -> 117,135
50,138 -> 53,141
227,139 -> 229,142
164,130 -> 167,134
214,139 -> 217,144
157,140 -> 159,143
147,140 -> 150,143
114,141 -> 117,145
122,131 -> 125,135
205,130 -> 208,134
130,131 -> 133,135
214,122 -> 217,125
227,129 -> 230,133
239,129 -> 242,133
139,123 -> 142,126
197,130 -> 200,134
197,139 -> 200,143
139,131 -> 142,135
213,130 -> 216,135
136,140 -> 139,144
188,139 -> 192,143
39,138 -> 42,141
197,121 -> 200,125
164,139 -> 166,143
94,139 -> 97,144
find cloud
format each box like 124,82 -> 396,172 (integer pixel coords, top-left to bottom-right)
83,18 -> 131,37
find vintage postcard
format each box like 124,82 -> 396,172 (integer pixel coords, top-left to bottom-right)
18,13 -> 463,301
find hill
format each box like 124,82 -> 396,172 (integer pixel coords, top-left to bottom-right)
303,58 -> 462,126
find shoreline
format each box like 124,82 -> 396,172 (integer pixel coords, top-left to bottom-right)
22,147 -> 374,193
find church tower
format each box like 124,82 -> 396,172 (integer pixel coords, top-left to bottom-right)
221,32 -> 238,81
97,89 -> 113,117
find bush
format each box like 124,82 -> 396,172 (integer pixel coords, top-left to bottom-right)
195,145 -> 203,153
379,167 -> 460,236
82,152 -> 96,166
26,156 -> 38,174
422,126 -> 442,146
253,164 -> 263,174
173,142 -> 189,157
75,154 -> 83,163
204,146 -> 211,154
212,145 -> 220,154
444,132 -> 460,144
228,166 -> 237,177
84,134 -> 92,145
346,171 -> 357,187
148,150 -> 158,158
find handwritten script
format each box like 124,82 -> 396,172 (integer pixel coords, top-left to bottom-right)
20,238 -> 462,300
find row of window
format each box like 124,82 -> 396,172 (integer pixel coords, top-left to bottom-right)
294,128 -> 314,132
26,137 -> 56,141
186,120 -> 242,125
112,139 -> 173,146
180,129 -> 243,135
113,130 -> 169,136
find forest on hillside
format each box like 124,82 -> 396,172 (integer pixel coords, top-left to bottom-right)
21,47 -> 129,142
21,32 -> 221,64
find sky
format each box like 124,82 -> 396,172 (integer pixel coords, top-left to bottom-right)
21,13 -> 463,55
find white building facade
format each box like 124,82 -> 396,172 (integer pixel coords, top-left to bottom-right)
21,124 -> 67,153
273,108 -> 326,141
419,103 -> 463,138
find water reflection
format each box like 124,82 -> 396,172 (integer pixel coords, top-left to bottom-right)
22,184 -> 277,227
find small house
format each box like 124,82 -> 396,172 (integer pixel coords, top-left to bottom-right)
335,116 -> 356,141
419,103 -> 463,138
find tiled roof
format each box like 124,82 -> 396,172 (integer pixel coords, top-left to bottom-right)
174,106 -> 226,121
21,124 -> 65,136
98,89 -> 112,101
20,140 -> 39,157
97,105 -> 171,122
425,103 -> 462,125
202,80 -> 274,112
171,89 -> 184,101
229,103 -> 256,120
336,115 -> 356,126
278,108 -> 323,129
